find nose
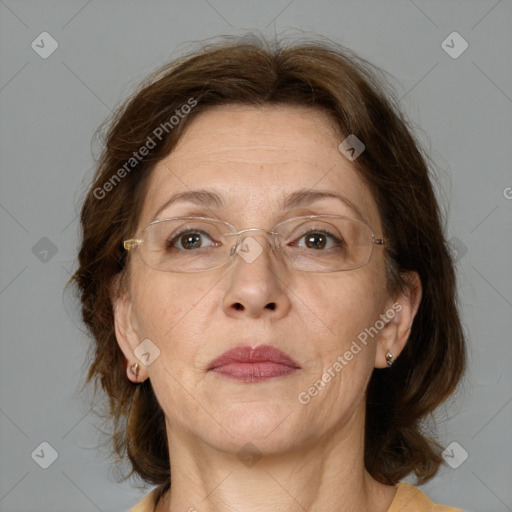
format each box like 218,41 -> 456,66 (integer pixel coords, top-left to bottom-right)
222,229 -> 291,319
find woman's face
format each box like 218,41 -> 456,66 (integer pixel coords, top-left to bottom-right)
115,105 -> 400,455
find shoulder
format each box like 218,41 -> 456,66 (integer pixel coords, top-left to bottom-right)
129,482 -> 465,512
128,487 -> 159,512
388,482 -> 465,512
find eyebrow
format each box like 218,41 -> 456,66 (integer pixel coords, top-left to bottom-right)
151,188 -> 362,221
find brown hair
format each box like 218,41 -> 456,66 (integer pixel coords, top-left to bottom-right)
68,36 -> 466,504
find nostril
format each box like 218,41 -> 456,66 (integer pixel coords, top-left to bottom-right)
234,303 -> 244,310
266,302 -> 276,310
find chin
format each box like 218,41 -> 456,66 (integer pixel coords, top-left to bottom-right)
209,402 -> 300,452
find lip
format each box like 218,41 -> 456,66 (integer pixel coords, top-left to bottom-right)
207,344 -> 301,382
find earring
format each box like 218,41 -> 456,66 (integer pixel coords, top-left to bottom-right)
130,363 -> 139,379
385,351 -> 394,367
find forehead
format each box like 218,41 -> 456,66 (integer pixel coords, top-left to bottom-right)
137,105 -> 381,231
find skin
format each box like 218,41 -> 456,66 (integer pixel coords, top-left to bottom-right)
113,105 -> 422,512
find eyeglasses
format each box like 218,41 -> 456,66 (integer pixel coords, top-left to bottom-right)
123,215 -> 387,273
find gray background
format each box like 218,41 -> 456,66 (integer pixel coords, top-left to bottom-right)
0,1 -> 511,511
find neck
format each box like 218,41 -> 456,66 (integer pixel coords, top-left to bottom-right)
157,407 -> 397,512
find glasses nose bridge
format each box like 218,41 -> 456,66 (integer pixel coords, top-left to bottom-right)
226,227 -> 281,257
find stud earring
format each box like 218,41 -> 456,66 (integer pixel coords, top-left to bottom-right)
385,351 -> 394,367
130,363 -> 139,378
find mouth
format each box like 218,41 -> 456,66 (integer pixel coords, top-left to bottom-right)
207,344 -> 301,383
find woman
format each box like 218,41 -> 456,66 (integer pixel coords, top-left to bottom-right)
69,37 -> 466,511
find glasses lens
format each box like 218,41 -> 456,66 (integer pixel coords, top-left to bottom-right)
278,216 -> 374,272
141,218 -> 230,272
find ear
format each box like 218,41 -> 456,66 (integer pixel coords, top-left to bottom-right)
111,273 -> 147,383
374,271 -> 422,368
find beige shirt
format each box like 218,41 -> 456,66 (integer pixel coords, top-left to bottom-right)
128,482 -> 464,511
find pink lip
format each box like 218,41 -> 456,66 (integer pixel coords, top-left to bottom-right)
208,345 -> 300,382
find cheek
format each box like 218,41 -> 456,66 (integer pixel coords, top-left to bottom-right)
129,270 -> 229,374
297,273 -> 384,415
131,270 -> 198,337
301,269 -> 386,354
295,269 -> 387,407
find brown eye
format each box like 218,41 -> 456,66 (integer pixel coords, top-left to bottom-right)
304,232 -> 327,249
294,230 -> 345,250
168,230 -> 215,251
